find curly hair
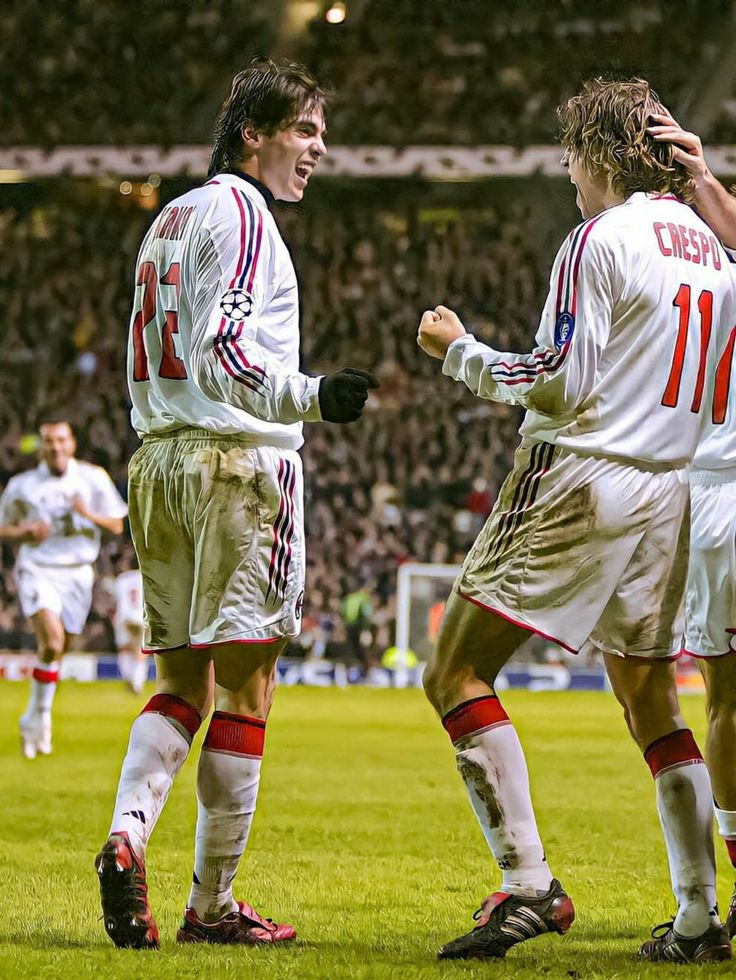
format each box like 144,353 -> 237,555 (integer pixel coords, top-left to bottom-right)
557,77 -> 695,203
208,58 -> 330,178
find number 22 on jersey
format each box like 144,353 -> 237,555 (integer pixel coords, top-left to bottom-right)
131,260 -> 188,382
661,283 -> 736,424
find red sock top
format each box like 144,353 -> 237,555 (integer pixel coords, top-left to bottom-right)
644,728 -> 703,778
204,710 -> 266,758
141,693 -> 201,741
442,695 -> 509,744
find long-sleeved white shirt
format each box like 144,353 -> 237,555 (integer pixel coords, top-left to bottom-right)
444,193 -> 736,467
128,172 -> 322,448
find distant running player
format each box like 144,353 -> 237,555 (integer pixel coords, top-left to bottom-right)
417,78 -> 736,963
112,552 -> 146,695
0,419 -> 126,758
96,58 -> 377,951
648,111 -> 736,940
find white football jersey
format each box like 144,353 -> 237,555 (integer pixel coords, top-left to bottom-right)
691,255 -> 736,469
128,173 -> 321,448
0,458 -> 128,566
444,192 -> 736,466
114,569 -> 144,627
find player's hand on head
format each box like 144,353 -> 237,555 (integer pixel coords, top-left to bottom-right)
648,113 -> 708,180
417,305 -> 467,360
318,368 -> 379,423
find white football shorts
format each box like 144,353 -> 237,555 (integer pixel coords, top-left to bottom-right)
15,560 -> 94,635
114,617 -> 145,652
683,469 -> 736,658
457,440 -> 689,660
128,429 -> 305,652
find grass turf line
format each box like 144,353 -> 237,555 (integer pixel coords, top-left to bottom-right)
0,682 -> 733,979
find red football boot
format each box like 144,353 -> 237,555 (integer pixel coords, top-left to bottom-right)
176,901 -> 296,945
95,832 -> 159,950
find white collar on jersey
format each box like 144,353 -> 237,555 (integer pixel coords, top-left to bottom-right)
38,457 -> 78,479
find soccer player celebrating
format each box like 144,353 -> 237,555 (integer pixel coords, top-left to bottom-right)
0,419 -> 127,758
417,78 -> 736,964
648,112 -> 736,940
95,59 -> 377,950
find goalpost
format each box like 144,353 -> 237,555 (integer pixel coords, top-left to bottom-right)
395,562 -> 461,662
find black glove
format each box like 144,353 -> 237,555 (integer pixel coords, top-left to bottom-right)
318,368 -> 379,423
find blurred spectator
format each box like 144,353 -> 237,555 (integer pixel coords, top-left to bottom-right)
0,177 -> 573,654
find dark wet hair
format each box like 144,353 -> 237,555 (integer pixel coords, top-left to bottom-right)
208,57 -> 329,178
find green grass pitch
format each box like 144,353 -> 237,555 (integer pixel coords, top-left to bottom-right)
1,682 -> 734,979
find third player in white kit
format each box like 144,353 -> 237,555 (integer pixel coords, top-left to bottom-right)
0,420 -> 126,758
417,78 -> 736,963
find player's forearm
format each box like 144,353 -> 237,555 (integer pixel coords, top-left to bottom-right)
692,170 -> 736,249
85,513 -> 124,535
194,345 -> 323,423
0,523 -> 27,543
443,335 -> 530,406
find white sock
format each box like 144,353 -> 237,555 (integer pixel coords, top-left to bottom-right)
117,653 -> 131,683
26,664 -> 59,716
131,657 -> 149,694
444,695 -> 553,897
714,806 -> 736,870
188,711 -> 265,921
109,694 -> 201,858
645,730 -> 718,937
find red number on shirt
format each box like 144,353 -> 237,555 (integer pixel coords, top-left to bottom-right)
131,260 -> 187,382
661,284 -> 713,413
713,324 -> 736,425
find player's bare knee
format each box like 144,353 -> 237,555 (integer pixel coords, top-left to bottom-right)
38,635 -> 64,662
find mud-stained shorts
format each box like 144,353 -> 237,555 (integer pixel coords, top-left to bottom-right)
128,430 -> 305,652
683,469 -> 736,658
457,441 -> 690,659
15,560 -> 94,635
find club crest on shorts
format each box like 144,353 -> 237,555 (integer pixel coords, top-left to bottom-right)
219,288 -> 254,321
554,311 -> 575,350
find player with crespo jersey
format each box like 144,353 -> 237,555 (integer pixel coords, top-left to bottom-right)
647,111 -> 736,941
417,78 -> 736,964
95,58 -> 377,951
0,419 -> 126,758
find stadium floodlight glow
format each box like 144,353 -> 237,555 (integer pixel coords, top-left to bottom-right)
325,2 -> 346,24
0,169 -> 26,183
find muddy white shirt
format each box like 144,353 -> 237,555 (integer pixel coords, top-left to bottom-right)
0,459 -> 128,566
444,193 -> 736,467
128,172 -> 322,449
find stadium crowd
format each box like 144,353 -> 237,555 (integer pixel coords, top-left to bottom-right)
1,0 -> 728,147
0,181 -> 573,661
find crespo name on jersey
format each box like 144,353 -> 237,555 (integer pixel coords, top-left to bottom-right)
219,288 -> 254,321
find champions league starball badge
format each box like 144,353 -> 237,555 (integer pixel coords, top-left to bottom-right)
554,311 -> 575,350
219,288 -> 254,321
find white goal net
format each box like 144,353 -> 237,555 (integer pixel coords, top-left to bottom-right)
394,562 -> 562,666
395,563 -> 461,662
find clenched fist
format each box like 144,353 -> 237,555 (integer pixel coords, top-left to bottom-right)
417,305 -> 467,360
